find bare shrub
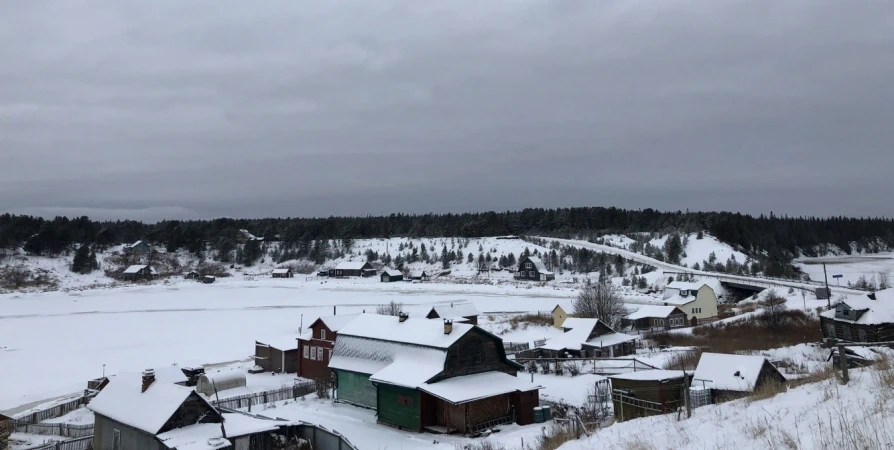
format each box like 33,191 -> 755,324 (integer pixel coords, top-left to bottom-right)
376,300 -> 404,316
197,262 -> 230,277
747,377 -> 788,403
314,379 -> 332,399
456,441 -> 505,450
760,290 -> 788,329
509,312 -> 552,330
283,261 -> 316,274
534,424 -> 577,450
0,264 -> 58,291
573,283 -> 625,328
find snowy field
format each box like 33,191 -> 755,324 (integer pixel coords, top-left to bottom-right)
796,252 -> 894,287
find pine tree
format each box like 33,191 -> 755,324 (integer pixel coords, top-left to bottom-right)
440,245 -> 450,269
468,253 -> 474,263
71,243 -> 96,274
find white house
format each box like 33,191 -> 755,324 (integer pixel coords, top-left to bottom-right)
663,280 -> 721,323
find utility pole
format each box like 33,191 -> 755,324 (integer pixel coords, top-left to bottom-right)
823,262 -> 831,308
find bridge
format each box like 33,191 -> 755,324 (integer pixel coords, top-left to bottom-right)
541,237 -> 867,296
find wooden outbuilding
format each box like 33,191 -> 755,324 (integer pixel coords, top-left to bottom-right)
381,269 -> 404,283
330,314 -> 542,434
623,305 -> 688,331
329,261 -> 375,278
692,353 -> 786,403
122,265 -> 156,282
184,271 -> 200,281
123,240 -> 150,254
426,302 -> 480,325
610,370 -> 691,422
271,268 -> 293,278
515,256 -> 555,282
408,270 -> 431,281
536,318 -> 637,358
255,337 -> 299,373
820,290 -> 894,343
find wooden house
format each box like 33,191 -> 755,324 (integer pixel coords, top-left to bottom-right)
381,269 -> 404,283
271,267 -> 293,278
624,305 -> 688,331
201,275 -> 216,284
329,261 -> 375,278
820,290 -> 894,343
515,256 -> 555,282
255,336 -> 299,373
329,314 -> 542,434
551,305 -> 568,329
692,353 -> 786,403
123,240 -> 150,254
426,302 -> 480,325
537,318 -> 637,358
184,271 -> 200,281
88,369 -> 291,450
663,280 -> 721,323
297,314 -> 360,381
408,270 -> 431,281
122,265 -> 156,281
609,370 -> 691,422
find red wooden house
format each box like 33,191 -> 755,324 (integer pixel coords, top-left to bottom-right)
297,314 -> 360,381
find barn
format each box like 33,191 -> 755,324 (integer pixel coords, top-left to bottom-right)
271,268 -> 293,278
408,270 -> 431,281
255,336 -> 299,373
122,265 -> 156,281
692,353 -> 786,403
610,370 -> 691,422
381,269 -> 404,283
329,261 -> 375,278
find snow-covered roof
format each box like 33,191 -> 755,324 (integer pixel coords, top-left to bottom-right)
157,413 -> 291,450
667,280 -> 720,293
420,372 -> 542,404
542,318 -> 599,351
336,314 -> 474,349
329,334 -> 448,387
626,305 -> 682,320
335,261 -> 370,270
318,314 -> 361,332
820,290 -> 894,325
430,302 -> 480,319
123,264 -> 154,274
127,240 -> 144,247
524,256 -> 553,275
88,374 -> 211,435
381,268 -> 403,277
610,370 -> 687,382
663,295 -> 696,306
271,268 -> 291,274
693,353 -> 778,392
408,270 -> 429,277
256,336 -> 298,351
586,332 -> 637,347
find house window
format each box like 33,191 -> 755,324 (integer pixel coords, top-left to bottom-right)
825,323 -> 836,338
525,262 -> 532,269
113,429 -> 121,450
842,309 -> 849,317
529,271 -> 535,277
310,347 -> 317,360
843,326 -> 852,341
858,329 -> 867,342
303,346 -> 309,359
475,351 -> 482,364
319,348 -> 326,361
321,329 -> 327,340
691,307 -> 701,314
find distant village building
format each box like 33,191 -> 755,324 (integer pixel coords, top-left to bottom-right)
88,369 -> 288,450
623,305 -> 688,331
122,265 -> 156,282
123,240 -> 150,254
663,280 -> 720,323
380,268 -> 404,283
426,302 -> 480,325
692,353 -> 786,403
297,314 -> 360,381
610,370 -> 691,422
551,305 -> 568,329
820,290 -> 894,343
184,271 -> 200,281
537,318 -> 637,358
407,270 -> 431,281
202,275 -> 216,284
329,261 -> 375,278
271,268 -> 293,278
515,256 -> 555,282
255,337 -> 299,374
329,314 -> 542,433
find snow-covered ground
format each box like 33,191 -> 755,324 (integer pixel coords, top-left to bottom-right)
796,252 -> 894,287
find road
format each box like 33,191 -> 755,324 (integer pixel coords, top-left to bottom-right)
540,237 -> 867,296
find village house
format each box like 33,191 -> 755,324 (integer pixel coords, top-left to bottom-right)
254,336 -> 299,374
408,270 -> 431,282
297,314 -> 360,381
623,305 -> 688,331
381,268 -> 404,283
329,314 -> 541,434
123,240 -> 150,254
329,261 -> 375,278
609,370 -> 691,422
271,267 -> 293,278
426,302 -> 480,325
88,369 -> 291,450
692,353 -> 786,403
537,317 -> 637,358
551,305 -> 568,329
663,280 -> 721,324
515,256 -> 555,282
184,271 -> 200,281
202,275 -> 216,284
820,290 -> 894,343
122,264 -> 156,282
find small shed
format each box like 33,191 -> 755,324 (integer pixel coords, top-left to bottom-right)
329,261 -> 375,277
552,305 -> 568,329
195,370 -> 247,396
184,271 -> 200,280
426,302 -> 480,325
381,268 -> 404,283
255,336 -> 299,374
124,240 -> 151,254
202,275 -> 216,284
271,268 -> 293,278
624,305 -> 688,331
692,353 -> 787,402
122,265 -> 156,281
610,370 -> 691,422
408,270 -> 431,281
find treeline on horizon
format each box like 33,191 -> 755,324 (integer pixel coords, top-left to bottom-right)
2,207 -> 893,262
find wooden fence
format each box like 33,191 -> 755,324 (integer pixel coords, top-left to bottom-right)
28,436 -> 93,450
12,422 -> 94,438
503,342 -> 530,355
211,382 -> 316,410
15,395 -> 94,425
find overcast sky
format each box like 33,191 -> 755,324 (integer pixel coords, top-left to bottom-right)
2,1 -> 893,221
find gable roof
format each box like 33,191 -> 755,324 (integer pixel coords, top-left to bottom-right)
430,302 -> 480,319
381,268 -> 403,277
626,305 -> 683,320
523,256 -> 553,274
317,314 -> 361,332
256,335 -> 298,350
88,374 -> 215,435
667,279 -> 721,294
329,333 -> 451,387
821,290 -> 894,325
693,353 -> 781,392
271,268 -> 291,274
127,240 -> 145,247
551,304 -> 566,314
123,264 -> 155,274
336,314 -> 474,349
335,261 -> 371,270
409,270 -> 430,277
541,318 -> 599,351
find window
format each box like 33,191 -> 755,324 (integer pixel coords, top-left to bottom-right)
318,347 -> 326,361
525,262 -> 532,269
858,329 -> 868,342
310,347 -> 317,360
303,346 -> 309,359
825,323 -> 836,338
843,326 -> 852,341
529,271 -> 535,277
475,351 -> 482,364
842,309 -> 849,317
113,429 -> 121,450
321,329 -> 327,340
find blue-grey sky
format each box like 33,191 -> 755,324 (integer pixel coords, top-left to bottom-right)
2,0 -> 893,221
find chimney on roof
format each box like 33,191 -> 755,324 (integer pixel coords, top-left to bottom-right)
399,312 -> 409,323
141,369 -> 156,393
444,319 -> 453,335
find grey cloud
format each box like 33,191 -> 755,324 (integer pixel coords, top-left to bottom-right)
2,0 -> 893,221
